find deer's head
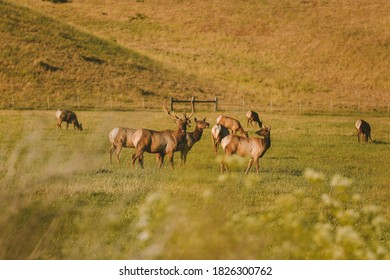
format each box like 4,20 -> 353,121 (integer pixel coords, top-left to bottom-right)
163,99 -> 194,132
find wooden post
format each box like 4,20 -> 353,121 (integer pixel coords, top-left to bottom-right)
270,100 -> 273,114
12,94 -> 15,108
77,93 -> 80,109
170,96 -> 174,111
214,96 -> 218,112
47,95 -> 50,109
191,96 -> 195,112
142,97 -> 145,110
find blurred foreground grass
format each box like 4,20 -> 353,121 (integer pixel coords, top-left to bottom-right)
0,110 -> 389,259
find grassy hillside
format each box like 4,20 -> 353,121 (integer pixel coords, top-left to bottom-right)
0,0 -> 222,110
0,110 -> 389,259
6,0 -> 390,112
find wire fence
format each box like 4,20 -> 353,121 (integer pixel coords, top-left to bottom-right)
2,93 -> 389,115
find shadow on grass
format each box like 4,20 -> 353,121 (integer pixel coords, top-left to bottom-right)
372,140 -> 390,145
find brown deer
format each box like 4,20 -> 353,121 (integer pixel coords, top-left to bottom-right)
109,127 -> 143,165
246,110 -> 263,129
211,124 -> 230,155
131,100 -> 194,170
216,115 -> 248,137
355,119 -> 372,143
220,127 -> 271,174
56,109 -> 83,131
176,117 -> 210,165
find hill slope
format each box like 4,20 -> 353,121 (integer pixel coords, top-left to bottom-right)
0,0 -> 222,110
2,0 -> 390,112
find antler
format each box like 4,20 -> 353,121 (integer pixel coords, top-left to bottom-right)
186,98 -> 195,120
163,99 -> 180,120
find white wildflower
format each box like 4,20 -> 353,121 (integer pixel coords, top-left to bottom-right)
330,174 -> 353,188
303,168 -> 326,183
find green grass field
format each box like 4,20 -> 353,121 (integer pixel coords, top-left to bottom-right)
0,110 -> 389,259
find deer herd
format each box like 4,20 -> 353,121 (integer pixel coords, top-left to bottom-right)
55,102 -> 373,174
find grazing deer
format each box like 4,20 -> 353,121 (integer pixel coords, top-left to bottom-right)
211,124 -> 230,155
216,115 -> 248,137
131,100 -> 194,170
221,127 -> 271,174
175,117 -> 210,165
246,110 -> 263,129
56,109 -> 83,131
109,127 -> 143,165
355,119 -> 372,143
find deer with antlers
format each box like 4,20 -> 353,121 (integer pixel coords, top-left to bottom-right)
131,99 -> 194,169
220,127 -> 271,174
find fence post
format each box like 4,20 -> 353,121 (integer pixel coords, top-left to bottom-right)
12,94 -> 15,108
191,96 -> 196,112
170,96 -> 174,111
47,95 -> 50,109
214,96 -> 218,112
270,100 -> 273,114
77,93 -> 80,109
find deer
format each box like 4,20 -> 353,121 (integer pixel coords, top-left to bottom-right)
220,127 -> 271,174
355,119 -> 372,143
56,109 -> 83,131
174,117 -> 210,165
211,124 -> 230,155
131,99 -> 194,170
109,127 -> 143,165
246,110 -> 263,129
216,115 -> 248,137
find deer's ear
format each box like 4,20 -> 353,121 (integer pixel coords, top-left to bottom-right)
203,118 -> 206,121
194,117 -> 198,122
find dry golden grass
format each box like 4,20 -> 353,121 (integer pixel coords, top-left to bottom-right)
8,0 -> 390,111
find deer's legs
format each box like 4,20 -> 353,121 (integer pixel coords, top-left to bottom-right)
180,151 -> 188,166
157,153 -> 165,169
139,154 -> 144,168
132,151 -> 144,169
220,160 -> 229,173
254,158 -> 260,173
114,145 -> 122,164
245,159 -> 254,175
109,144 -> 116,164
167,152 -> 174,170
